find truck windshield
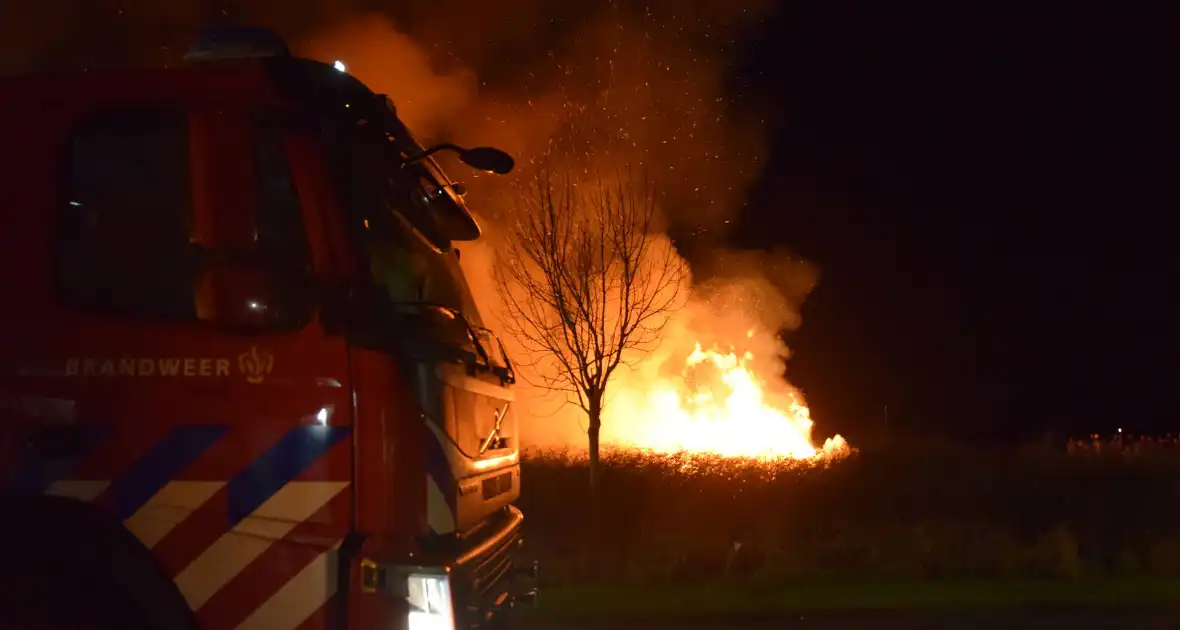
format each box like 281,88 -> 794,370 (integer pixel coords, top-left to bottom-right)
473,326 -> 515,381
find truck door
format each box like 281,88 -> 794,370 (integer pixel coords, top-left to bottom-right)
3,103 -> 353,629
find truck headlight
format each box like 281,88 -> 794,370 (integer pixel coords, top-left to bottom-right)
405,571 -> 454,630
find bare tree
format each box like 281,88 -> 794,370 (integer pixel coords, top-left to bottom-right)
494,163 -> 686,504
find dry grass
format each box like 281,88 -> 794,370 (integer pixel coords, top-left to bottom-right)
518,436 -> 1180,586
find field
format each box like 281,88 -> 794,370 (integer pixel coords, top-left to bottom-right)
515,435 -> 1180,614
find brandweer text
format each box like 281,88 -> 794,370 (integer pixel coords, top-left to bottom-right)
65,357 -> 232,378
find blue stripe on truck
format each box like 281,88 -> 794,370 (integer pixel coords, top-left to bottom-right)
225,425 -> 351,528
108,424 -> 230,520
7,424 -> 111,493
424,425 -> 455,504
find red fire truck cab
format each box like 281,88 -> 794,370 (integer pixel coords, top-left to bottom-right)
0,27 -> 532,630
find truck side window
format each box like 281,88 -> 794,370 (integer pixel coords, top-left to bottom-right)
317,122 -> 431,304
317,121 -> 476,352
365,209 -> 430,304
251,112 -> 311,273
56,108 -> 198,319
398,171 -> 452,253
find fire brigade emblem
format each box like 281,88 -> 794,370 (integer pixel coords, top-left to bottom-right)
238,346 -> 274,384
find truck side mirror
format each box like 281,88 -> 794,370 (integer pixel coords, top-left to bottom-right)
457,147 -> 515,175
194,255 -> 314,332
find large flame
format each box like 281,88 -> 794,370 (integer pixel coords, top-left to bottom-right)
602,322 -> 849,461
642,342 -> 846,459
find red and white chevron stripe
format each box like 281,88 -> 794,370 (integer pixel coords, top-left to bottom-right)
47,479 -> 349,630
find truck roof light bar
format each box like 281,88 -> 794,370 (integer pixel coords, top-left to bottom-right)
185,26 -> 292,62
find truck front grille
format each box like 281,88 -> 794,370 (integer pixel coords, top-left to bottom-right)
454,506 -> 522,599
480,472 -> 512,501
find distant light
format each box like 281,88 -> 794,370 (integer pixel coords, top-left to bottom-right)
333,60 -> 346,72
246,300 -> 266,312
315,407 -> 330,426
1118,427 -> 1123,433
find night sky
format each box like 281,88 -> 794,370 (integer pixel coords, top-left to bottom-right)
735,5 -> 1175,443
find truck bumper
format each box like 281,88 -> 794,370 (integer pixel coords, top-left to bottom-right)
453,506 -> 537,628
364,506 -> 534,630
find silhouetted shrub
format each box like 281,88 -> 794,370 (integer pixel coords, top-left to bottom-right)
517,437 -> 1180,585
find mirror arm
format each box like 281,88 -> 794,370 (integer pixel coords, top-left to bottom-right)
405,143 -> 462,164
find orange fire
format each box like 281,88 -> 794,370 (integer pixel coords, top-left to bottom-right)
603,331 -> 849,461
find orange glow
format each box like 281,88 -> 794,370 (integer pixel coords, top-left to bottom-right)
472,452 -> 519,470
463,227 -> 851,460
298,16 -> 848,462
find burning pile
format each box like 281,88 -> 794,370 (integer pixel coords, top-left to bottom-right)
602,340 -> 848,461
622,341 -> 848,459
599,280 -> 850,462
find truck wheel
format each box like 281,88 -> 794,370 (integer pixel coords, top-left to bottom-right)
0,494 -> 159,630
0,550 -> 148,630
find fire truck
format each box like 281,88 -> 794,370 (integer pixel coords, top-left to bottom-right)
0,27 -> 533,630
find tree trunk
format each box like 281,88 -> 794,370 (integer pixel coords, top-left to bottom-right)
587,396 -> 603,541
